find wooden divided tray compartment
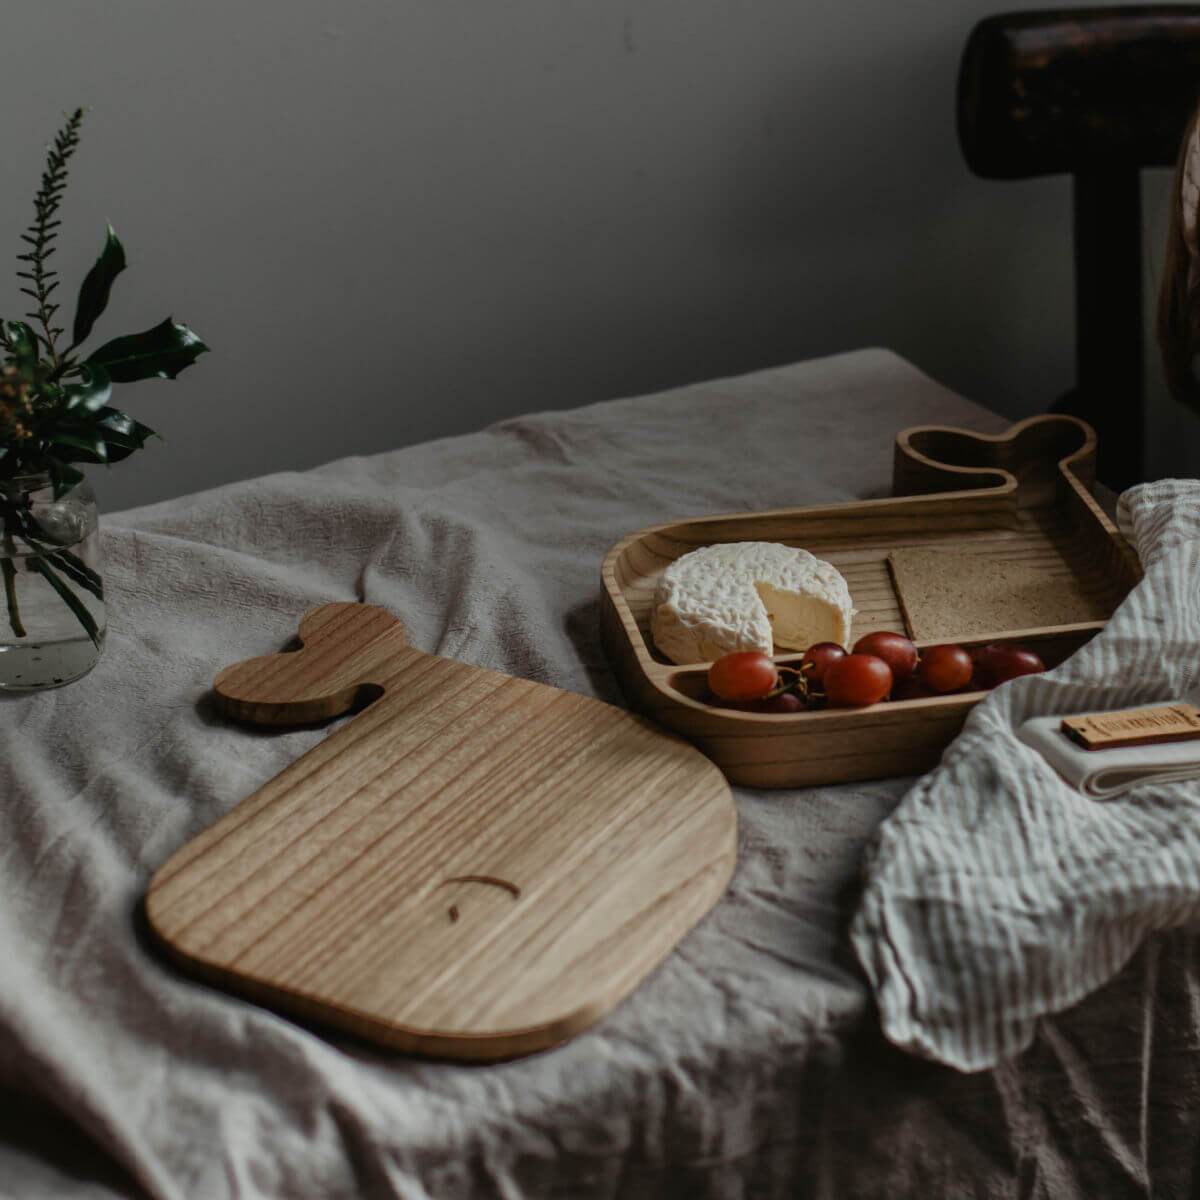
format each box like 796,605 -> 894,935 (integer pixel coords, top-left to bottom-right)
600,415 -> 1143,788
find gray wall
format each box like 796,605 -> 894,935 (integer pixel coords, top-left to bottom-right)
1,1 -> 1194,512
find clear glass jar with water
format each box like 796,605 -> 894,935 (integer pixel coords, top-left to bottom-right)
0,473 -> 104,691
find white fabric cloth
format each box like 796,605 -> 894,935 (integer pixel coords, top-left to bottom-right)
852,479 -> 1200,1071
1018,705 -> 1200,799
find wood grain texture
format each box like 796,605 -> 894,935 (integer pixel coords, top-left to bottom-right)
958,7 -> 1200,179
147,603 -> 737,1060
600,415 -> 1142,789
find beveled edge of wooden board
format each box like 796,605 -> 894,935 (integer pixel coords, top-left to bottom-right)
597,414 -> 1143,787
147,839 -> 739,1061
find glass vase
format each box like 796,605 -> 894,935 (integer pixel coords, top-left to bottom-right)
0,473 -> 105,692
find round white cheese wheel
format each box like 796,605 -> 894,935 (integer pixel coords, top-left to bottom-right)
651,541 -> 854,665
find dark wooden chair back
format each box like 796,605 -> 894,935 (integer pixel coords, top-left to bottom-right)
958,6 -> 1200,489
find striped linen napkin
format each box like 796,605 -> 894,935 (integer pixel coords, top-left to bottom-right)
1018,706 -> 1200,798
851,480 -> 1200,1071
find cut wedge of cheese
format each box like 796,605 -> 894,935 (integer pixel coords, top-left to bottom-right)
651,541 -> 854,665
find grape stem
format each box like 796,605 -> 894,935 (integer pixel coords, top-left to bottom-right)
767,665 -> 816,705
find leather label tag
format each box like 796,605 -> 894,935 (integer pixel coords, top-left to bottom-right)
1061,704 -> 1200,751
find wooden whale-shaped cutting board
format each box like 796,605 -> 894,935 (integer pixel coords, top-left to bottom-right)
145,603 -> 737,1060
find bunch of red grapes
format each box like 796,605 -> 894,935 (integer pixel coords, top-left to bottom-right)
705,633 -> 1045,713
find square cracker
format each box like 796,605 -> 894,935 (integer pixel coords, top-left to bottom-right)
886,547 -> 1110,641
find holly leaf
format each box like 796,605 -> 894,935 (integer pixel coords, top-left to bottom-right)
70,225 -> 126,349
93,405 -> 157,463
86,316 -> 208,382
62,363 -> 112,415
49,430 -> 108,465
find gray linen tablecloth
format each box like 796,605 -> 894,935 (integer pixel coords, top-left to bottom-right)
3,349 -> 1200,1199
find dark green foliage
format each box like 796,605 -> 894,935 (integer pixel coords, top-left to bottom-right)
0,109 -> 209,492
88,317 -> 208,382
0,108 -> 210,642
71,225 -> 125,349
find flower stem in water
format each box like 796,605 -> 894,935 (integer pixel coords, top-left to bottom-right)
26,555 -> 100,647
1,556 -> 25,638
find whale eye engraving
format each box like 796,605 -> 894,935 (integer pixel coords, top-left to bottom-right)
440,875 -> 521,922
442,874 -> 520,898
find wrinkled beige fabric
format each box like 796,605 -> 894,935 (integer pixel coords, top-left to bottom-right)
4,350 -> 1199,1199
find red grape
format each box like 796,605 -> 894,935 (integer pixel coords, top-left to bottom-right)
825,654 -> 893,707
918,643 -> 974,693
707,651 -> 778,701
710,690 -> 804,713
751,691 -> 805,714
973,643 -> 1045,688
852,631 -> 918,681
890,674 -> 935,702
800,642 -> 847,687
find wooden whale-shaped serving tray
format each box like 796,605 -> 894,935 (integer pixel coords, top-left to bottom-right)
147,604 -> 736,1060
600,415 -> 1143,789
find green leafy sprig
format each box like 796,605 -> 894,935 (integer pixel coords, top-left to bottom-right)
0,109 -> 209,495
17,108 -> 82,373
0,108 -> 209,646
